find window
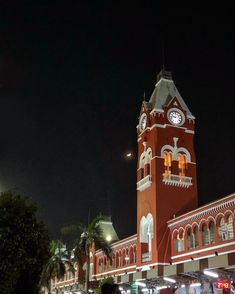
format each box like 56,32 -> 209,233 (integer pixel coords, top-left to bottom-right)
228,215 -> 234,239
138,148 -> 152,180
193,226 -> 199,247
219,216 -> 234,241
187,229 -> 194,249
208,222 -> 215,243
202,224 -> 209,245
177,232 -> 185,252
164,151 -> 172,174
178,153 -> 187,176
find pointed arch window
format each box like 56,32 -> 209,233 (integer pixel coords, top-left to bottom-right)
193,226 -> 199,247
202,224 -> 209,245
228,215 -> 234,239
177,231 -> 185,252
208,222 -> 215,244
178,153 -> 187,176
219,215 -> 234,241
187,229 -> 194,249
164,151 -> 172,174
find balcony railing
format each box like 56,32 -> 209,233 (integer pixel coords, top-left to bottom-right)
137,175 -> 152,191
162,173 -> 192,188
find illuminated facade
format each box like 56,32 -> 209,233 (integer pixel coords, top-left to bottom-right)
51,71 -> 235,293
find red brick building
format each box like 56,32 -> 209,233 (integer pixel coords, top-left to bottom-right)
52,71 -> 235,293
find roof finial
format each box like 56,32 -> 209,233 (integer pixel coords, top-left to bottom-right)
143,91 -> 146,101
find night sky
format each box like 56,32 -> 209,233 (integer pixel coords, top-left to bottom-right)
0,2 -> 234,242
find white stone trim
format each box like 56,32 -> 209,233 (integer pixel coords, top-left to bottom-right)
93,265 -> 136,278
137,175 -> 152,191
163,173 -> 192,188
185,129 -> 195,134
168,194 -> 235,228
171,240 -> 235,259
150,108 -> 164,114
136,262 -> 170,269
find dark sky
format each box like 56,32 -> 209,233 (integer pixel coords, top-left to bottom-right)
0,2 -> 234,242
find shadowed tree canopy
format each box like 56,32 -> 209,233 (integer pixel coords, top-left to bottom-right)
0,191 -> 50,294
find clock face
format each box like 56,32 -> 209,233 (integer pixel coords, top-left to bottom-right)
167,108 -> 185,126
139,113 -> 147,131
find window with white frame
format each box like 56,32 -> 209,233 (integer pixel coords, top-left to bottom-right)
219,216 -> 234,241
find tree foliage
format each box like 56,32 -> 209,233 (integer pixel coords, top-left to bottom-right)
61,215 -> 112,293
0,191 -> 50,294
40,239 -> 75,291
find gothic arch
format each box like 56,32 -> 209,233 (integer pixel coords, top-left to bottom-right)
177,147 -> 191,162
161,145 -> 174,158
215,213 -> 224,226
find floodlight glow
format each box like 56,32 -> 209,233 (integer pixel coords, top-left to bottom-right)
190,283 -> 201,287
106,235 -> 112,242
164,277 -> 176,283
181,284 -> 185,288
119,287 -> 123,291
136,281 -> 146,287
203,270 -> 219,278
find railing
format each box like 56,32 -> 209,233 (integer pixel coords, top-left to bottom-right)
137,175 -> 152,191
162,173 -> 192,188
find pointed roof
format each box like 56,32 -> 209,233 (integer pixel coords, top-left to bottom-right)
149,70 -> 193,117
99,220 -> 119,243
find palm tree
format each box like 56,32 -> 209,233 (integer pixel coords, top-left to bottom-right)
39,240 -> 75,293
61,215 -> 112,293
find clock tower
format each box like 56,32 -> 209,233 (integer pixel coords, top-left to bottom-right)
136,70 -> 198,266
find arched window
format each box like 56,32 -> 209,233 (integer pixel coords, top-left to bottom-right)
193,226 -> 199,247
122,249 -> 126,266
173,232 -> 179,253
178,153 -> 187,176
187,228 -> 194,249
202,224 -> 209,245
177,231 -> 184,252
133,246 -> 137,263
219,215 -> 234,241
208,222 -> 215,244
228,215 -> 234,239
110,254 -> 114,268
138,148 -> 152,180
116,252 -> 119,267
103,256 -> 107,271
164,151 -> 172,174
129,246 -> 134,264
98,258 -> 103,273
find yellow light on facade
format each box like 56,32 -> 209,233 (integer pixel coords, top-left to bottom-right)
106,235 -> 112,242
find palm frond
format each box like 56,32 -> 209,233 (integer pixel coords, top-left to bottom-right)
89,215 -> 109,230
